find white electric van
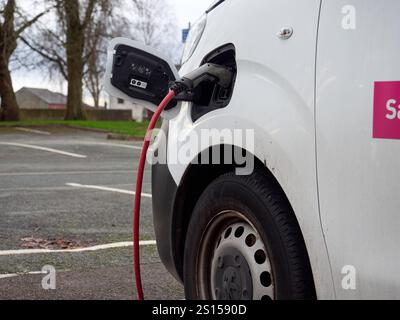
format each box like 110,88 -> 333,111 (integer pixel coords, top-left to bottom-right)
106,0 -> 400,300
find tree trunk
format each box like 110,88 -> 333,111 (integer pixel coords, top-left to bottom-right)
64,0 -> 87,120
0,58 -> 19,121
93,93 -> 100,109
65,56 -> 86,120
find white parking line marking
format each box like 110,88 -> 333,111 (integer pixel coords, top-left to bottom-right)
15,127 -> 51,135
0,170 -> 136,177
66,183 -> 152,198
80,142 -> 142,150
0,142 -> 87,158
0,274 -> 19,279
0,271 -> 45,279
0,241 -> 156,257
0,184 -> 137,193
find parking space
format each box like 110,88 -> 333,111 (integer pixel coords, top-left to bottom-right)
0,127 -> 184,300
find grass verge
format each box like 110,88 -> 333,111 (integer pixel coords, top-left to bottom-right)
0,120 -> 150,138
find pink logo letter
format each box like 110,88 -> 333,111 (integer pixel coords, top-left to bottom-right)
373,81 -> 400,140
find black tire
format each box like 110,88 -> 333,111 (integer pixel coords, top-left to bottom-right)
183,168 -> 316,300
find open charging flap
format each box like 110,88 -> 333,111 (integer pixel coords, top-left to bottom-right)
104,38 -> 181,120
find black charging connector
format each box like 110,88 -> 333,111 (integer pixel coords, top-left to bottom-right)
172,63 -> 234,97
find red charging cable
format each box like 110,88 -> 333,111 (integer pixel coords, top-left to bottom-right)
134,90 -> 176,300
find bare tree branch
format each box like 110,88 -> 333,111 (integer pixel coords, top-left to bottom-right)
82,0 -> 96,29
129,0 -> 179,60
15,8 -> 50,37
20,35 -> 68,80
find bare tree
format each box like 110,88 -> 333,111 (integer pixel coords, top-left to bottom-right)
69,0 -> 179,112
22,0 -> 114,120
83,4 -> 124,108
130,0 -> 179,60
84,23 -> 105,109
0,0 -> 47,121
20,0 -> 178,115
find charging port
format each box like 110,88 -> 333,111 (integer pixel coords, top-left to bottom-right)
191,44 -> 237,122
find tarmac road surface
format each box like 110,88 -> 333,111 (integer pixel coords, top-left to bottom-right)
0,126 -> 184,300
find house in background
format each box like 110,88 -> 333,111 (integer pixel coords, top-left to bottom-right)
109,96 -> 146,122
15,87 -> 146,121
16,87 -> 69,110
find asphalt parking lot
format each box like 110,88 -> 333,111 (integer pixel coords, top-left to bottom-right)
0,126 -> 184,300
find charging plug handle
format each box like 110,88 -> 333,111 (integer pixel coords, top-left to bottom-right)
171,63 -> 234,95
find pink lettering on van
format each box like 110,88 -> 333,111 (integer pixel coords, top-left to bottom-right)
373,81 -> 400,140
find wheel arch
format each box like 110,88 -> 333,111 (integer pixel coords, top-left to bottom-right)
171,144 -> 313,286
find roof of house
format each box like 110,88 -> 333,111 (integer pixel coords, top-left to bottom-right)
18,87 -> 67,105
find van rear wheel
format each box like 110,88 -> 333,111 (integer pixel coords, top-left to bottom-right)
183,169 -> 316,300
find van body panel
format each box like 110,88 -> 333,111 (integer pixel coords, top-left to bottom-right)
316,0 -> 400,299
166,0 -> 335,299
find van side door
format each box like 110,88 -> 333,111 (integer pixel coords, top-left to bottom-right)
316,0 -> 400,299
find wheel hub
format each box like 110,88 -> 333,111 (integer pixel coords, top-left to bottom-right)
214,248 -> 253,300
207,218 -> 275,300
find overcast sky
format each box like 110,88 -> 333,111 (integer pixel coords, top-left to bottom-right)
12,0 -> 212,101
173,0 -> 211,29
